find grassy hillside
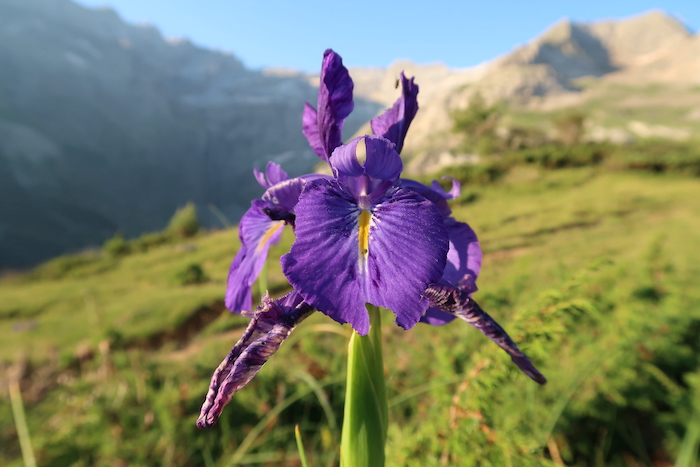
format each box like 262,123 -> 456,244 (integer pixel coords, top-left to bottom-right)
505,82 -> 700,139
1,165 -> 699,466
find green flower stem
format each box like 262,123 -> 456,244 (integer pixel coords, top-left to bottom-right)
340,304 -> 388,467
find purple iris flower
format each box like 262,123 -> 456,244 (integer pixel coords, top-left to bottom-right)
197,49 -> 545,428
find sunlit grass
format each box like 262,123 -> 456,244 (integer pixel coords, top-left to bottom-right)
1,167 -> 699,465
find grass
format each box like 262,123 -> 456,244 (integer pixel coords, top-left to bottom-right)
1,166 -> 699,466
505,81 -> 700,138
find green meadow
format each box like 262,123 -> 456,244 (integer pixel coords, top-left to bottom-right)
1,158 -> 700,465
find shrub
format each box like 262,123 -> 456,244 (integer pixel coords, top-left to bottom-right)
505,142 -> 607,169
132,231 -> 173,253
103,232 -> 131,257
451,92 -> 503,154
172,263 -> 208,286
551,109 -> 586,145
167,202 -> 199,239
607,139 -> 700,176
435,159 -> 510,185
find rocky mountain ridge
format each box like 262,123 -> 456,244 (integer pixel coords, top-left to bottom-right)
345,10 -> 700,168
1,1 -> 697,268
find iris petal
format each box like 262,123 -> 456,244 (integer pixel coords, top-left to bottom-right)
197,291 -> 314,427
254,161 -> 289,189
282,180 -> 448,334
330,136 -> 403,205
302,49 -> 354,161
225,200 -> 285,313
302,103 -> 324,158
443,218 -> 481,287
370,72 -> 419,154
401,178 -> 453,219
423,285 -> 547,384
421,218 -> 481,326
431,176 -> 461,200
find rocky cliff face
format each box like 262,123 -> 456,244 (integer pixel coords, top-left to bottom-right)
0,0 -> 379,268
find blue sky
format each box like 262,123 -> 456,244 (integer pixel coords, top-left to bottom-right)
75,0 -> 699,72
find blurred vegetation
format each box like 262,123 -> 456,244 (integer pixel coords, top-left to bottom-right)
2,141 -> 700,466
551,110 -> 586,146
103,231 -> 131,258
101,202 -> 200,261
440,100 -> 700,185
167,202 -> 200,239
172,263 -> 209,286
451,92 -> 503,155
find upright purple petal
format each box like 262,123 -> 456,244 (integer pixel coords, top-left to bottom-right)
363,136 -> 402,182
225,200 -> 285,313
330,136 -> 403,206
197,291 -> 314,427
329,137 -> 364,178
431,176 -> 461,200
423,285 -> 547,385
370,72 -> 419,154
302,49 -> 354,162
253,168 -> 268,189
264,162 -> 289,187
302,103 -> 324,158
254,162 -> 290,189
282,180 -> 448,334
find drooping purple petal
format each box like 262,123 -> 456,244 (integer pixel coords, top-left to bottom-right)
401,183 -> 481,282
197,291 -> 314,427
225,200 -> 286,313
370,72 -> 419,154
442,218 -> 481,287
302,49 -> 354,162
282,180 -> 448,334
420,308 -> 456,326
421,219 -> 481,326
401,178 -> 453,219
254,162 -> 289,189
423,285 -> 547,385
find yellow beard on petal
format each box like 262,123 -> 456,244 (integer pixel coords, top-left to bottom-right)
358,209 -> 371,263
256,221 -> 285,253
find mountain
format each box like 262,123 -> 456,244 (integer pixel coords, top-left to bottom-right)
347,10 -> 700,168
2,2 -> 697,269
0,0 -> 380,268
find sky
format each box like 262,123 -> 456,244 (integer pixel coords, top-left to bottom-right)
75,0 -> 700,72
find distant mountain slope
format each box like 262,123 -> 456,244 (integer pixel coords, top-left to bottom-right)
347,10 -> 700,168
2,2 -> 697,269
0,0 -> 379,268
